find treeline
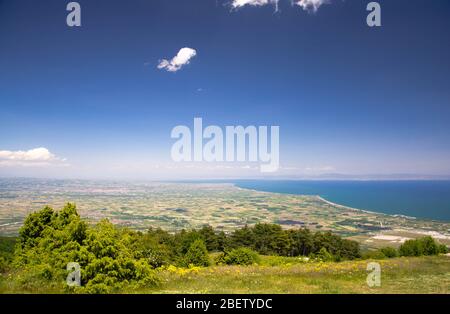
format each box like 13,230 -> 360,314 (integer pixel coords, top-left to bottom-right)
144,222 -> 361,266
366,236 -> 448,259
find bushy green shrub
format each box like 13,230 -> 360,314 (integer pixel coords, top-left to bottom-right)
0,256 -> 9,273
438,244 -> 449,254
362,250 -> 387,260
183,239 -> 210,267
13,204 -> 160,293
420,236 -> 439,255
399,236 -> 441,257
380,247 -> 398,258
399,239 -> 421,257
222,248 -> 260,266
313,247 -> 334,262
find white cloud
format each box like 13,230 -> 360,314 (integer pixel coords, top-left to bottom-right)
0,148 -> 67,167
157,47 -> 197,72
231,0 -> 329,12
231,0 -> 278,9
295,0 -> 328,13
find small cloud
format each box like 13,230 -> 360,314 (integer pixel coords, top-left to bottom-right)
0,148 -> 67,167
231,0 -> 279,11
231,0 -> 277,8
157,47 -> 197,72
197,88 -> 204,92
231,0 -> 329,12
294,0 -> 329,13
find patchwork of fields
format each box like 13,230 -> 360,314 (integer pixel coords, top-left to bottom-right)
0,179 -> 449,249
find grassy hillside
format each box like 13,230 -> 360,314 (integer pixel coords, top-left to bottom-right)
149,255 -> 450,294
1,204 -> 448,294
1,255 -> 449,294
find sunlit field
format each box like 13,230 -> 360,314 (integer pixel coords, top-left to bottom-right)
1,255 -> 449,294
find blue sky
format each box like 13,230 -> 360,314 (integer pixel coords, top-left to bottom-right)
0,0 -> 450,179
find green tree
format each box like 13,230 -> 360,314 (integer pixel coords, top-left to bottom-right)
288,228 -> 313,256
176,230 -> 202,255
399,237 -> 441,257
419,236 -> 439,256
14,204 -> 159,293
380,247 -> 398,258
223,248 -> 260,266
216,231 -> 227,252
183,239 -> 210,267
229,225 -> 254,249
252,223 -> 289,255
338,239 -> 361,260
18,206 -> 56,248
199,225 -> 219,251
315,247 -> 334,262
399,239 -> 422,256
438,244 -> 449,254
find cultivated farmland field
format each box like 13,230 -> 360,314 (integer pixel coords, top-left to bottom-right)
1,178 -> 449,250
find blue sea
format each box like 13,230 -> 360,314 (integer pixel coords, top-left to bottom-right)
232,180 -> 450,222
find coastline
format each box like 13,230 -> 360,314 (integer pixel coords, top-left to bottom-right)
235,184 -> 419,221
316,196 -> 417,220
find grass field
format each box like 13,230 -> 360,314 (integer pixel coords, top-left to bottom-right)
148,256 -> 450,294
1,255 -> 449,294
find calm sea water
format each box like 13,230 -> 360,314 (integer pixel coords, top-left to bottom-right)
233,180 -> 450,222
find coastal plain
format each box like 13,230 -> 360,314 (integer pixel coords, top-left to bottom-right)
0,179 -> 449,249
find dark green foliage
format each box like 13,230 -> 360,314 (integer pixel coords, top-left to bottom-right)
0,237 -> 16,255
399,236 -> 442,257
229,225 -> 255,249
18,206 -> 56,247
198,226 -> 219,251
380,247 -> 398,258
420,236 -> 439,256
314,247 -> 334,262
311,231 -> 361,260
0,237 -> 16,273
226,224 -> 360,260
438,244 -> 449,254
286,228 -> 313,256
0,257 -> 7,273
144,223 -> 360,262
176,229 -> 202,255
251,224 -> 291,256
362,249 -> 387,260
183,239 -> 210,267
219,248 -> 260,266
132,228 -> 174,268
399,239 -> 423,257
362,237 -> 446,260
216,231 -> 227,252
13,204 -> 159,293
